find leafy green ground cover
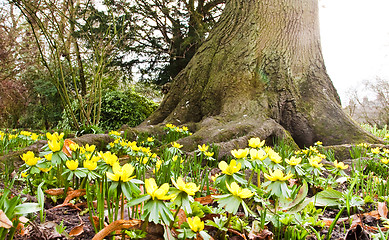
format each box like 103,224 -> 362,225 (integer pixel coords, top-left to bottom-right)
1,126 -> 389,240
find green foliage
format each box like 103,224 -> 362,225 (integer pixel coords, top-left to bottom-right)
20,69 -> 63,129
361,124 -> 389,140
99,90 -> 158,130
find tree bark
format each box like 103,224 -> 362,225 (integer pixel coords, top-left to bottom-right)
141,0 -> 380,151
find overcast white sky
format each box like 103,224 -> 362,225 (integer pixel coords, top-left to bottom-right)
319,0 -> 389,104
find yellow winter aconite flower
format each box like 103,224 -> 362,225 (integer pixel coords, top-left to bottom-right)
119,140 -> 127,147
267,148 -> 282,163
66,160 -> 79,170
383,149 -> 389,154
317,153 -> 326,159
21,151 -> 39,166
309,146 -> 319,153
226,182 -> 254,199
182,126 -> 188,131
171,142 -> 183,149
39,166 -> 52,173
198,144 -> 209,152
166,123 -> 175,129
308,156 -> 323,168
26,157 -> 39,166
69,143 -> 79,151
145,178 -> 175,200
381,158 -> 389,164
371,147 -> 381,154
31,133 -> 39,141
131,145 -> 141,151
211,173 -> 220,182
155,160 -> 163,172
106,162 -> 135,182
250,149 -> 267,161
109,142 -> 115,148
21,151 -> 35,161
85,144 -> 96,152
204,151 -> 214,157
171,177 -> 200,196
264,169 -> 293,182
147,137 -> 154,142
285,156 -> 302,166
248,137 -> 265,148
84,160 -> 97,171
20,131 -> 32,136
315,141 -> 323,146
48,139 -> 61,152
218,160 -> 241,175
357,143 -> 369,148
231,148 -> 249,159
21,171 -> 29,178
89,155 -> 100,162
99,151 -> 118,166
187,216 -> 204,232
333,160 -> 348,170
46,132 -> 64,141
44,153 -> 52,161
141,147 -> 151,153
138,157 -> 148,164
109,130 -> 121,136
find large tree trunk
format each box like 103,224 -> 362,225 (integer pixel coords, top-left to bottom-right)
141,0 -> 380,152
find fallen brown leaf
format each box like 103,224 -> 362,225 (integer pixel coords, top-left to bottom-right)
18,216 -> 29,224
228,228 -> 247,240
50,202 -> 82,211
195,195 -> 214,205
69,222 -> 84,237
45,188 -> 65,196
176,209 -> 186,227
89,216 -> 101,229
378,202 -> 388,219
63,189 -> 86,204
248,229 -> 273,240
62,139 -> 76,157
92,219 -> 142,240
0,210 -> 13,229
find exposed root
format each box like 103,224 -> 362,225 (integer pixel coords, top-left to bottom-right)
176,116 -> 297,159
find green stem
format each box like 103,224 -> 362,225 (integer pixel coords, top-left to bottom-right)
121,191 -> 125,240
247,169 -> 255,188
220,212 -> 233,240
121,192 -> 125,220
169,203 -> 183,229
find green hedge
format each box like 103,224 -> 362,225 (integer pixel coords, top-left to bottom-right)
99,90 -> 158,130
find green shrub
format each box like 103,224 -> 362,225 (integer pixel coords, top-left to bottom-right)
99,90 -> 158,130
